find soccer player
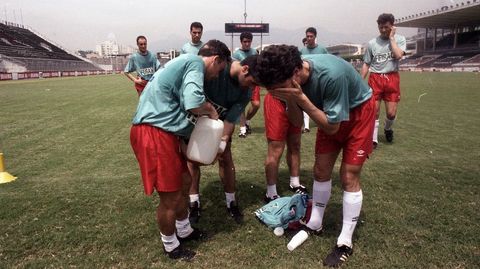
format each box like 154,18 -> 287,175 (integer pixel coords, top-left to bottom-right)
181,22 -> 204,55
361,13 -> 406,147
258,44 -> 307,201
187,56 -> 259,224
123,35 -> 161,96
233,32 -> 260,138
300,27 -> 329,55
130,40 -> 231,261
299,27 -> 329,133
252,45 -> 375,267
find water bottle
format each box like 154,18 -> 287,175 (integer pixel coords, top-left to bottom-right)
287,230 -> 308,251
186,116 -> 224,164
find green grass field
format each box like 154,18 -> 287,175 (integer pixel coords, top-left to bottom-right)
0,73 -> 479,268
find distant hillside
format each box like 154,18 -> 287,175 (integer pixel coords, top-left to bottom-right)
149,26 -> 372,52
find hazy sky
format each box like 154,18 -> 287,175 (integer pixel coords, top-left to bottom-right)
2,0 -> 456,51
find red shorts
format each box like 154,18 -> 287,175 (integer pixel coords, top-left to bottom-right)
134,80 -> 148,96
368,72 -> 400,102
264,92 -> 302,141
251,86 -> 261,102
130,124 -> 187,194
315,97 -> 375,165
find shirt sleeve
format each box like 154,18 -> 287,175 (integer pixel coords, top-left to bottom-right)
322,75 -> 350,123
180,61 -> 206,111
232,50 -> 243,61
363,44 -> 372,65
397,35 -> 407,53
124,56 -> 135,73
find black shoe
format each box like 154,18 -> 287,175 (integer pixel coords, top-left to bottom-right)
289,184 -> 308,194
227,201 -> 243,224
238,132 -> 247,138
178,228 -> 206,243
384,129 -> 394,143
373,141 -> 378,149
264,195 -> 280,203
302,128 -> 310,133
164,245 -> 196,261
245,123 -> 252,134
189,201 -> 201,224
323,245 -> 353,267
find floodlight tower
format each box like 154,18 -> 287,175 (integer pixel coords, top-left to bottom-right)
244,0 -> 247,23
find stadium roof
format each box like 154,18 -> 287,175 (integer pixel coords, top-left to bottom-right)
395,1 -> 480,28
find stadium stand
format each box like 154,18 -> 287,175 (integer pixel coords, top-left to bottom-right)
0,21 -> 102,79
396,1 -> 480,71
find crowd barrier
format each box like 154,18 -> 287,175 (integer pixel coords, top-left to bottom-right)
0,70 -> 122,81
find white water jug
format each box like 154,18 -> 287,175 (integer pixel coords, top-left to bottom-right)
186,116 -> 224,164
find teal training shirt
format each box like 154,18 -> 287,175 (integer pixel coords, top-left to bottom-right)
300,44 -> 329,55
363,34 -> 406,73
203,63 -> 250,124
124,51 -> 161,81
232,48 -> 257,61
132,54 -> 206,137
302,54 -> 372,124
181,41 -> 204,55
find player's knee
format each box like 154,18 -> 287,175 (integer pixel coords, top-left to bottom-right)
265,156 -> 279,167
340,171 -> 361,191
314,166 -> 331,180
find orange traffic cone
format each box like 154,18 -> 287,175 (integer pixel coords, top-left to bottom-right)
0,153 -> 17,184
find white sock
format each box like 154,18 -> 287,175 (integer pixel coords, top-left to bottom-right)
384,117 -> 395,131
161,232 -> 180,252
290,176 -> 300,188
175,218 -> 194,239
337,190 -> 363,248
303,112 -> 310,129
246,120 -> 251,126
240,126 -> 247,134
373,119 -> 379,143
225,192 -> 236,208
306,180 -> 331,230
189,194 -> 200,206
266,184 -> 278,198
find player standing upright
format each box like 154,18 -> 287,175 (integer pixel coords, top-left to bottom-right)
361,13 -> 406,147
181,22 -> 204,55
124,35 -> 161,96
299,27 -> 329,133
233,32 -> 261,138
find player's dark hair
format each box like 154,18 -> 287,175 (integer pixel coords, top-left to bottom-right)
305,27 -> 317,36
240,32 -> 253,41
302,37 -> 307,45
198,39 -> 231,63
240,55 -> 258,77
190,22 -> 203,31
136,35 -> 147,43
377,13 -> 395,25
253,45 -> 303,87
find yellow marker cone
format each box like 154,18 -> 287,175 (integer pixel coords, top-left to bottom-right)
0,153 -> 17,184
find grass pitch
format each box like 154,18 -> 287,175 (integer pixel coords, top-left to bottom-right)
0,72 -> 479,268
